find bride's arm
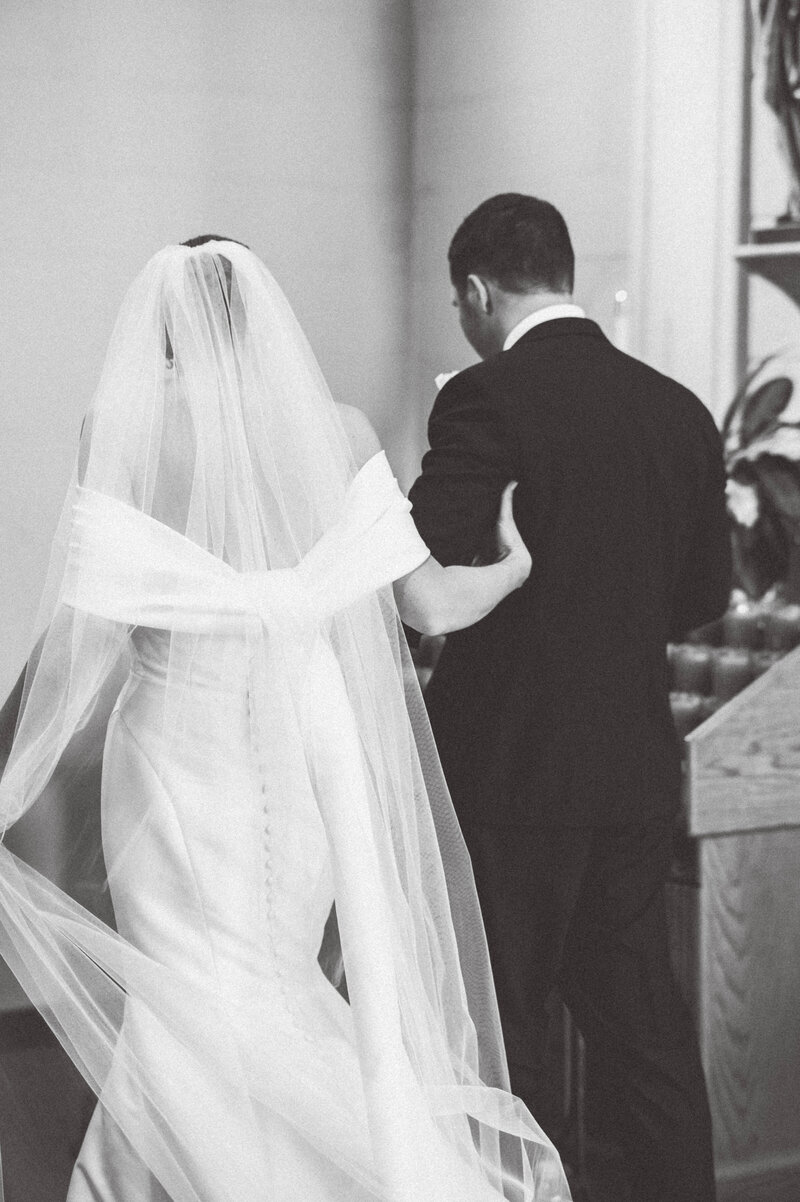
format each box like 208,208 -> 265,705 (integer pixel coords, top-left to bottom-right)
393,482 -> 530,636
337,402 -> 384,468
335,405 -> 530,638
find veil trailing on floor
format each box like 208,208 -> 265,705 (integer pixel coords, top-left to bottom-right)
0,241 -> 569,1201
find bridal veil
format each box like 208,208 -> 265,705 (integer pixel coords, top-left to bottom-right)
0,241 -> 569,1201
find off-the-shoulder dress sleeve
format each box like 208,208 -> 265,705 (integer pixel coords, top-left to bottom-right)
62,451 -> 429,633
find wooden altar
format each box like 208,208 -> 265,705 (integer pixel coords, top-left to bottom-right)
667,644 -> 800,1201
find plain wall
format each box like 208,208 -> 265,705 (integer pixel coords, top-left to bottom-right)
0,0 -> 413,693
406,0 -> 637,460
628,0 -> 745,420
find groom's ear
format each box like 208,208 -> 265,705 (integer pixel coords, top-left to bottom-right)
466,274 -> 492,314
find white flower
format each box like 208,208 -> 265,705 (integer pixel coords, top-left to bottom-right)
726,478 -> 760,528
435,370 -> 460,391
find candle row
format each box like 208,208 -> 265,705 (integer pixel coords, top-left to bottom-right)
721,599 -> 800,652
669,643 -> 782,700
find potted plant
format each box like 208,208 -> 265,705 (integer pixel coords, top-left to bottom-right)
723,355 -> 800,602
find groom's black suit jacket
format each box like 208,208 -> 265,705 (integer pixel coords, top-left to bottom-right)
409,318 -> 731,827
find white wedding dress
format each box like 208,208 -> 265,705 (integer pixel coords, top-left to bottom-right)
64,453 -> 448,1201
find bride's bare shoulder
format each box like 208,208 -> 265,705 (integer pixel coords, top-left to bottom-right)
336,403 -> 382,468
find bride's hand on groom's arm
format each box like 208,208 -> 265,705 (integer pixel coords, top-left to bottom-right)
494,481 -> 532,585
472,482 -> 531,580
394,482 -> 530,637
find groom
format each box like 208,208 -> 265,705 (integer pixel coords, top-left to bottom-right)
408,194 -> 730,1201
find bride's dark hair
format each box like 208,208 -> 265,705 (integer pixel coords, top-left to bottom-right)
181,234 -> 250,249
165,236 -> 251,361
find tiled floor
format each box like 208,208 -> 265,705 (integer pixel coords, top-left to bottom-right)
0,1008 -> 94,1202
1,1006 -> 798,1202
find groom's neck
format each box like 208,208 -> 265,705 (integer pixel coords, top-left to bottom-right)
475,288 -> 573,358
495,289 -> 574,344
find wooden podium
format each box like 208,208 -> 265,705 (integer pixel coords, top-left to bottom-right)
668,645 -> 800,1201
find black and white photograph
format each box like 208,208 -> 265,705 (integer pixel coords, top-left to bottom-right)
0,3 -> 799,1200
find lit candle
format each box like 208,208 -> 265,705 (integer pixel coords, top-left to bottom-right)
612,289 -> 631,352
671,644 -> 713,694
669,692 -> 705,741
711,648 -> 753,703
763,604 -> 800,652
723,600 -> 764,649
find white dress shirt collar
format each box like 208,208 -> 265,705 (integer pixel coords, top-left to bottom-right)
503,303 -> 586,351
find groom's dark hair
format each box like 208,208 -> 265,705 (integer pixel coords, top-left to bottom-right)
448,194 -> 574,295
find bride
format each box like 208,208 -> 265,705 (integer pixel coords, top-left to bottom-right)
0,238 -> 569,1202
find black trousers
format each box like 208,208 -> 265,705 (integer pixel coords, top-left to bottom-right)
461,819 -> 716,1202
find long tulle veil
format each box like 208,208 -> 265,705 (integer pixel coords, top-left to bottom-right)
0,242 -> 569,1200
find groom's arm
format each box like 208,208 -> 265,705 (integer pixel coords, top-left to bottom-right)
669,405 -> 732,640
408,372 -> 512,568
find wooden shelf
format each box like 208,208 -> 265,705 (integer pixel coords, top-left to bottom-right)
736,243 -> 800,305
737,241 -> 800,257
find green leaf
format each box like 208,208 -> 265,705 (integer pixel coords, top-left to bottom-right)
753,456 -> 800,523
722,352 -> 782,442
741,377 -> 793,444
730,423 -> 800,464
